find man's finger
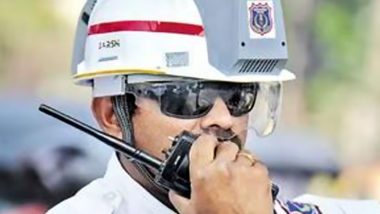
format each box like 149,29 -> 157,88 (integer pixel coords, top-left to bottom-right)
214,142 -> 239,162
235,153 -> 255,166
169,190 -> 190,214
189,134 -> 217,176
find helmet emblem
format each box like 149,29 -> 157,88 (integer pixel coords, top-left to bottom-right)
249,2 -> 273,36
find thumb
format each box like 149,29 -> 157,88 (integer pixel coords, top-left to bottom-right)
169,190 -> 190,213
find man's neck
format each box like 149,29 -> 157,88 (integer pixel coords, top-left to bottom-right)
118,153 -> 176,211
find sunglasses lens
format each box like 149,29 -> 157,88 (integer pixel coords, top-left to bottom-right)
158,82 -> 257,118
160,88 -> 213,118
226,91 -> 257,117
127,82 -> 258,119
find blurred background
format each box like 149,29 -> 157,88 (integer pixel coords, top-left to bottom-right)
0,0 -> 379,213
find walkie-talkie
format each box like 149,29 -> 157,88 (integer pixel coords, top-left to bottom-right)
39,104 -> 279,199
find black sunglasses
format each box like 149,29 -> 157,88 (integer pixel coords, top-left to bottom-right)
125,81 -> 258,119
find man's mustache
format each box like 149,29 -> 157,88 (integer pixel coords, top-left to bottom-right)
202,128 -> 243,149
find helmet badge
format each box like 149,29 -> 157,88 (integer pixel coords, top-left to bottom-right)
249,2 -> 273,36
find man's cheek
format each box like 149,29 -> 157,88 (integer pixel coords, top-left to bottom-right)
164,118 -> 199,135
235,117 -> 249,143
234,116 -> 249,129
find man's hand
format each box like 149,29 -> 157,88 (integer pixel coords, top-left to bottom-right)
169,134 -> 273,214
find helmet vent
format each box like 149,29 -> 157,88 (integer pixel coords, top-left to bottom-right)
238,60 -> 278,73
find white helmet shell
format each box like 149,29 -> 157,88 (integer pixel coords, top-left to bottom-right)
73,0 -> 295,97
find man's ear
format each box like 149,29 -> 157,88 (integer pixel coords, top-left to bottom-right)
92,97 -> 122,139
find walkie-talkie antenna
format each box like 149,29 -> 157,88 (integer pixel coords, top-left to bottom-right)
39,104 -> 163,170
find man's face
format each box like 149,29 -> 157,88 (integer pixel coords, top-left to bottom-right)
132,96 -> 249,160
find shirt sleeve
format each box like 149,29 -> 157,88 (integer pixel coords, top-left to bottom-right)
292,194 -> 380,214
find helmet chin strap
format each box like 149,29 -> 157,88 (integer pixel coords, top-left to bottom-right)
111,95 -> 171,200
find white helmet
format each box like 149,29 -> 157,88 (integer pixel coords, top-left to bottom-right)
72,0 -> 295,97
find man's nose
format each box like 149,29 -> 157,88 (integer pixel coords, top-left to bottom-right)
199,98 -> 233,130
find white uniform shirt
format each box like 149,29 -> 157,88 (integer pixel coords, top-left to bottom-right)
47,154 -> 175,214
48,154 -> 380,214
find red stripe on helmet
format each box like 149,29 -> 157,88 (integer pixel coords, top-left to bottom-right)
88,20 -> 204,36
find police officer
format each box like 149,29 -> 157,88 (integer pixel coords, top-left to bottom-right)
47,0 -> 380,213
